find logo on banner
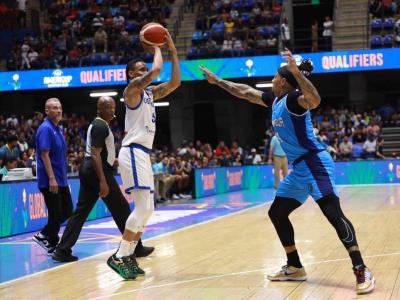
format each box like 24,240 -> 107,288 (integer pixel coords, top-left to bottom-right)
227,170 -> 243,187
396,165 -> 400,179
43,70 -> 73,88
201,171 -> 216,191
29,191 -> 48,220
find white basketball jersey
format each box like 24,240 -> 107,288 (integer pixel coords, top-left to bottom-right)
122,87 -> 156,149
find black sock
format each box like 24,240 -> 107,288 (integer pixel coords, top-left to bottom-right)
349,251 -> 364,268
287,250 -> 302,268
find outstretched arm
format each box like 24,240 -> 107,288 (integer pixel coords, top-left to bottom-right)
152,32 -> 181,100
283,48 -> 321,110
199,66 -> 267,107
124,46 -> 163,107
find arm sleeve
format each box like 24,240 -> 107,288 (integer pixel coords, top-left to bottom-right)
261,91 -> 274,106
286,90 -> 308,115
91,122 -> 109,147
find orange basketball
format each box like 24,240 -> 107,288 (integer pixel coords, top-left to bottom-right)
140,23 -> 167,47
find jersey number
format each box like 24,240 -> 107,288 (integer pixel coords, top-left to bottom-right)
152,113 -> 156,123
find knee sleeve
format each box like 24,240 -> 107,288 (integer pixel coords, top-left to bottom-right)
268,196 -> 301,223
125,189 -> 154,233
317,194 -> 358,249
268,197 -> 302,246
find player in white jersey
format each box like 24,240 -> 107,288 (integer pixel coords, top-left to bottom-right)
107,31 -> 181,279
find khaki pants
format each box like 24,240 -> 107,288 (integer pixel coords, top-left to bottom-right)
158,175 -> 175,199
273,155 -> 288,189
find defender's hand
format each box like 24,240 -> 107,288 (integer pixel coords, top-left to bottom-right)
199,65 -> 220,84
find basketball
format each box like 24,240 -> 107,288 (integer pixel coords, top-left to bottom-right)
140,23 -> 167,47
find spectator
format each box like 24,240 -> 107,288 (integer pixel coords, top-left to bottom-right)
211,17 -> 225,44
153,157 -> 176,201
0,135 -> 20,167
339,135 -> 353,160
268,134 -> 288,190
17,133 -> 29,153
113,12 -> 125,31
92,12 -> 104,29
363,135 -> 377,158
311,20 -> 318,52
367,120 -> 380,137
205,37 -> 219,57
232,37 -> 244,56
376,137 -> 387,159
323,16 -> 334,51
0,155 -> 18,180
27,48 -> 39,68
17,0 -> 27,28
266,34 -> 277,53
255,33 -> 268,54
221,35 -> 234,56
224,16 -> 235,34
247,148 -> 262,165
281,17 -> 291,50
20,40 -> 30,69
93,26 -> 108,53
215,141 -> 231,157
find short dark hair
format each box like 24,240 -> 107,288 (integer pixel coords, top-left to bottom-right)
125,59 -> 145,83
278,59 -> 314,88
4,155 -> 17,164
6,135 -> 18,143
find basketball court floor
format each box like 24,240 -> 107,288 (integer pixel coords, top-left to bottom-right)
1,185 -> 399,299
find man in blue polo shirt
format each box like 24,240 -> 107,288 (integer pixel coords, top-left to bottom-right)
268,133 -> 288,190
33,98 -> 73,254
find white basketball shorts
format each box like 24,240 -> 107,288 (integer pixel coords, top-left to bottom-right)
118,143 -> 154,194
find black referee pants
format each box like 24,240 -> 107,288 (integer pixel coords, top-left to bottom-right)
57,159 -> 139,254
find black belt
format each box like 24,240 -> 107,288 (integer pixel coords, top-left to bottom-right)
292,149 -> 324,166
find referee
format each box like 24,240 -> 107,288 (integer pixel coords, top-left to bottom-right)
52,96 -> 154,262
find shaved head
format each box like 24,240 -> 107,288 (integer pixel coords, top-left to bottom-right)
97,96 -> 114,109
97,96 -> 116,122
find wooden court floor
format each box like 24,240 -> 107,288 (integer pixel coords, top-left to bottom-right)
1,185 -> 400,300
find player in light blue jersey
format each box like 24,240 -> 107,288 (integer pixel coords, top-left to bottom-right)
199,49 -> 374,295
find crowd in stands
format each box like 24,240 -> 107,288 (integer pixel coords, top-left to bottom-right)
310,105 -> 400,160
1,104 -> 400,199
6,0 -> 172,71
188,0 -> 283,59
369,0 -> 400,48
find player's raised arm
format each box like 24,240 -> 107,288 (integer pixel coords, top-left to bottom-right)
124,46 -> 163,107
282,48 -> 320,110
199,66 -> 267,107
151,32 -> 181,101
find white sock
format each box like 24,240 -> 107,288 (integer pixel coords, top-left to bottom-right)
129,240 -> 138,255
116,239 -> 135,258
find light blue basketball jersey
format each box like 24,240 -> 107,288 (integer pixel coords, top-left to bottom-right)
271,93 -> 325,164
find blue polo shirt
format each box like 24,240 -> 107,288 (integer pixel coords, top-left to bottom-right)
270,135 -> 286,157
36,118 -> 68,188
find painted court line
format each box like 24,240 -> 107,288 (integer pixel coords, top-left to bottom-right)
88,251 -> 400,300
0,201 -> 270,286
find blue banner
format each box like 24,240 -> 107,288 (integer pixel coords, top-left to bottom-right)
0,175 -> 134,238
195,159 -> 400,198
1,48 -> 399,92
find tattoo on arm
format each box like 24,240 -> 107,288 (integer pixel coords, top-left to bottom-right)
152,85 -> 168,100
293,72 -> 321,109
217,80 -> 266,107
129,71 -> 156,91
